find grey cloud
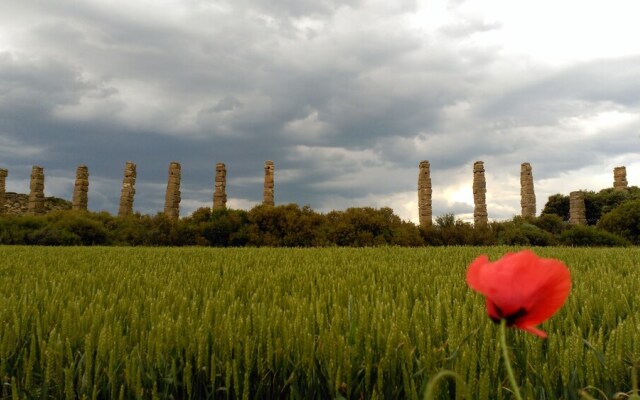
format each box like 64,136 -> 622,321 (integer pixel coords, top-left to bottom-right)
0,1 -> 636,221
439,17 -> 502,38
482,56 -> 640,123
212,96 -> 244,112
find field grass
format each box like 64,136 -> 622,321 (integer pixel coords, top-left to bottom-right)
0,246 -> 638,399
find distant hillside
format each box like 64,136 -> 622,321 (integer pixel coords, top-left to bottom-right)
1,193 -> 72,215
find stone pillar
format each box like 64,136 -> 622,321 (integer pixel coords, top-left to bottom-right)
569,191 -> 587,225
520,162 -> 536,218
473,161 -> 488,226
72,165 -> 89,211
118,161 -> 137,217
28,166 -> 45,215
613,166 -> 628,192
418,160 -> 432,227
213,163 -> 227,209
164,162 -> 181,220
0,168 -> 7,214
263,160 -> 274,206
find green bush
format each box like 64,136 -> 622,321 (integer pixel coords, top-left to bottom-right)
531,213 -> 568,234
597,199 -> 640,244
27,226 -> 82,245
559,225 -> 629,247
498,222 -> 556,246
48,211 -> 110,245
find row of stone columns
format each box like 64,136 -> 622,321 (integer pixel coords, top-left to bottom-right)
116,160 -> 276,219
417,161 -> 630,227
0,161 -> 631,220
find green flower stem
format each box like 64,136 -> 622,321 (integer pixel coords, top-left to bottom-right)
500,319 -> 524,400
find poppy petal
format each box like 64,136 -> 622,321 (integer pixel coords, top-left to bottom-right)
520,325 -> 547,338
466,250 -> 571,337
466,254 -> 490,292
513,258 -> 571,327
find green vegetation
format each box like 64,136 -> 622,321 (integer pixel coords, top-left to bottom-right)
541,187 -> 640,225
0,204 -> 635,247
0,246 -> 638,399
1,185 -> 638,247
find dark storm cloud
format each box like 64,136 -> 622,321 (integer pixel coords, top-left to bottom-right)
1,0 -> 638,220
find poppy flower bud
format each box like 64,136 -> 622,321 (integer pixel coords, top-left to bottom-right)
466,250 -> 571,338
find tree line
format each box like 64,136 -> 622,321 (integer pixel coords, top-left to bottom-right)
0,186 -> 638,247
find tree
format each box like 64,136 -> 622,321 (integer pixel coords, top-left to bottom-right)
597,199 -> 640,245
541,194 -> 569,220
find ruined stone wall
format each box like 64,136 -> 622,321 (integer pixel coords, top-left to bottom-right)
72,165 -> 89,211
3,193 -> 70,215
164,162 -> 181,220
213,163 -> 227,209
118,162 -> 136,216
28,166 -> 45,215
473,161 -> 487,226
569,191 -> 587,225
418,160 -> 432,227
613,166 -> 628,192
0,169 -> 7,214
263,160 -> 275,206
520,162 -> 536,218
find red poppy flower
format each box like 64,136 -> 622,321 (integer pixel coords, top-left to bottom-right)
466,250 -> 571,338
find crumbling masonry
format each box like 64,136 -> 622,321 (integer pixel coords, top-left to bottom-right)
473,161 -> 488,226
520,162 -> 536,218
263,160 -> 275,206
569,191 -> 587,225
164,162 -> 181,220
0,168 -> 7,213
418,160 -> 432,227
28,166 -> 45,215
72,165 -> 89,211
118,162 -> 137,216
213,163 -> 227,209
613,166 -> 628,192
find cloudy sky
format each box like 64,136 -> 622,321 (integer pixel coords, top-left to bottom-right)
1,0 -> 639,222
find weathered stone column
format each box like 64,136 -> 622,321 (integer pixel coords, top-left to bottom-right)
263,160 -> 274,206
72,165 -> 89,211
473,161 -> 488,226
118,161 -> 137,217
613,166 -> 628,192
28,166 -> 45,215
213,163 -> 227,209
520,162 -> 536,218
569,191 -> 587,225
0,168 -> 7,214
164,162 -> 181,220
418,160 -> 432,227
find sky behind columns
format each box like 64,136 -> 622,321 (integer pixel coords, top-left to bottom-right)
1,0 -> 639,222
